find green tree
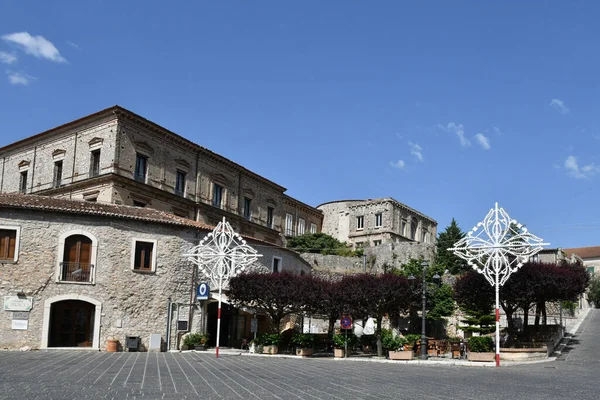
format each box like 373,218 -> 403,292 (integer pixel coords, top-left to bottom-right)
435,218 -> 469,275
397,258 -> 455,330
587,274 -> 600,308
286,232 -> 356,256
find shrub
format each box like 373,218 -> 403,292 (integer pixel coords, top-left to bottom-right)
256,333 -> 283,346
332,332 -> 358,348
467,336 -> 494,352
403,334 -> 421,346
291,333 -> 315,348
183,332 -> 209,348
381,329 -> 407,351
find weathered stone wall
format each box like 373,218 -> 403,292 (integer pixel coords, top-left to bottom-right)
0,206 -> 313,350
0,116 -> 118,194
281,196 -> 323,238
318,199 -> 437,250
301,241 -> 436,275
0,108 -> 322,245
317,200 -> 362,242
0,210 -> 196,351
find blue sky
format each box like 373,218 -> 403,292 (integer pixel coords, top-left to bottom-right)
1,1 -> 599,249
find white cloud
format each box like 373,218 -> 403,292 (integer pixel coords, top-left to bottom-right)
67,41 -> 81,50
564,155 -> 599,179
0,51 -> 17,64
550,98 -> 569,115
2,32 -> 66,63
492,126 -> 502,135
438,122 -> 471,147
474,133 -> 491,150
408,142 -> 423,161
6,70 -> 35,85
390,160 -> 406,169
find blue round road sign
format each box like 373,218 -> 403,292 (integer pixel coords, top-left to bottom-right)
340,316 -> 352,329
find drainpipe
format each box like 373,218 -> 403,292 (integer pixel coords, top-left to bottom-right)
30,145 -> 37,193
70,132 -> 78,199
166,297 -> 172,351
0,156 -> 5,192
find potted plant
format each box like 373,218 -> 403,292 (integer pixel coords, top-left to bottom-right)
291,333 -> 315,357
257,333 -> 282,355
466,336 -> 495,362
183,332 -> 209,351
332,333 -> 348,358
383,331 -> 413,360
403,334 -> 421,352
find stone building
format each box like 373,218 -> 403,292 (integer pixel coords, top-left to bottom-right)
563,246 -> 600,275
0,193 -> 310,351
317,198 -> 437,249
0,106 -> 323,247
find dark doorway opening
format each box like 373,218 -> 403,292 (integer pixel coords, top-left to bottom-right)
207,302 -> 234,347
49,300 -> 95,347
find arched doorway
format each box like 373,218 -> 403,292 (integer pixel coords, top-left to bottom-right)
48,300 -> 95,347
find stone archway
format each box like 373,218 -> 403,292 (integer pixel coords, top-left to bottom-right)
41,294 -> 102,349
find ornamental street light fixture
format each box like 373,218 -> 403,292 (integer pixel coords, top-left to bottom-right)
449,203 -> 547,367
409,260 -> 440,360
184,217 -> 261,358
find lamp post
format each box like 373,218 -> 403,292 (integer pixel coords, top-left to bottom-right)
409,260 -> 440,360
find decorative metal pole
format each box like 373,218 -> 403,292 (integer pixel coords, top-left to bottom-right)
184,217 -> 261,358
420,261 -> 427,360
449,203 -> 547,367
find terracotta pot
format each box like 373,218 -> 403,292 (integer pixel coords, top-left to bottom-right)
107,339 -> 118,352
334,348 -> 345,358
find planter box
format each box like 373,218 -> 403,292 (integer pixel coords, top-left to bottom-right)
296,348 -> 313,357
467,352 -> 495,362
192,344 -> 206,351
389,351 -> 414,360
263,345 -> 279,355
334,348 -> 345,358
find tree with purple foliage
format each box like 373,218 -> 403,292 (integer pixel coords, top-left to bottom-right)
228,272 -> 305,333
454,261 -> 589,335
339,273 -> 414,357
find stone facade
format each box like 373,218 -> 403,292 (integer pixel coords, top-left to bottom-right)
301,241 -> 436,276
0,106 -> 323,246
317,198 -> 437,249
0,194 -> 311,351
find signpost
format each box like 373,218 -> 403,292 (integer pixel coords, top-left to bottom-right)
449,203 -> 547,367
196,283 -> 209,301
340,316 -> 352,358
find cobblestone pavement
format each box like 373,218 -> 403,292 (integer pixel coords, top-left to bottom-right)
1,310 -> 599,400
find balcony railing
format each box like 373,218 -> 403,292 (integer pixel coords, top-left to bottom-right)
60,262 -> 93,283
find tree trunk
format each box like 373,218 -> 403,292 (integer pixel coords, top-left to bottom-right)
327,315 -> 336,337
542,302 -> 547,325
502,303 -> 516,335
523,307 -> 529,332
376,317 -> 383,357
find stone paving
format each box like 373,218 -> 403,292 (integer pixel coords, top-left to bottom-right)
1,309 -> 599,399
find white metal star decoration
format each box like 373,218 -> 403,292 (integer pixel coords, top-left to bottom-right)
449,202 -> 548,286
184,217 -> 261,357
449,202 -> 548,367
185,217 -> 261,289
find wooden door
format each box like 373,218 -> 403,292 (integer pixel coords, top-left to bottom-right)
49,300 -> 94,347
